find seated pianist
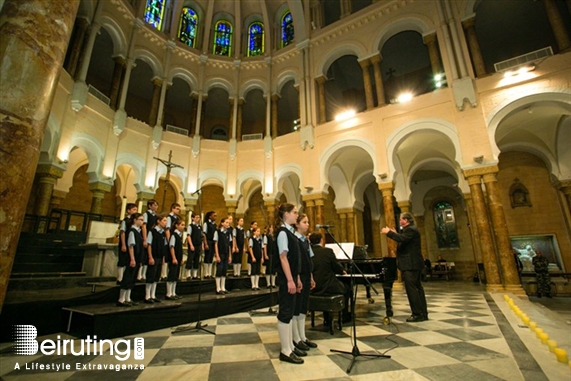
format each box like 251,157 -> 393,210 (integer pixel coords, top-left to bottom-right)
309,232 -> 352,325
434,255 -> 447,271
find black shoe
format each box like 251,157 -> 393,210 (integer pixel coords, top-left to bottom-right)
152,298 -> 161,303
116,301 -> 131,307
165,295 -> 176,300
406,315 -> 424,322
144,298 -> 154,304
128,301 -> 139,306
294,341 -> 310,351
216,291 -> 224,295
422,314 -> 429,321
304,340 -> 317,349
173,295 -> 183,299
279,352 -> 304,364
292,347 -> 307,357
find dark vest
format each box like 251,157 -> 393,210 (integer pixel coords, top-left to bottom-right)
189,223 -> 203,246
235,227 -> 245,250
145,211 -> 157,229
217,228 -> 231,259
298,237 -> 313,277
129,227 -> 144,263
251,236 -> 263,259
171,232 -> 183,262
205,220 -> 217,241
275,227 -> 301,277
118,216 -> 132,250
167,213 -> 179,233
149,228 -> 167,260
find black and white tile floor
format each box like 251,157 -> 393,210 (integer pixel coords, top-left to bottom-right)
2,282 -> 570,380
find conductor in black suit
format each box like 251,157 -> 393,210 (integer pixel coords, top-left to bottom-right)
381,213 -> 428,322
309,232 -> 351,324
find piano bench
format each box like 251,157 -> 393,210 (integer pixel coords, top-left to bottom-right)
308,295 -> 344,335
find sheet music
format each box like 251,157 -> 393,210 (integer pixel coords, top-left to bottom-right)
325,242 -> 355,260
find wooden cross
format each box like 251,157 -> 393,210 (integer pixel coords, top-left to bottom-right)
153,150 -> 184,212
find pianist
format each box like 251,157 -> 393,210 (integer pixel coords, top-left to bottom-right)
381,213 -> 428,322
309,232 -> 351,324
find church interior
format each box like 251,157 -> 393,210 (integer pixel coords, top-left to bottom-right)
1,0 -> 571,379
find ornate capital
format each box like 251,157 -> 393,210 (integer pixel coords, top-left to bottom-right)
36,164 -> 64,179
89,182 -> 112,194
463,164 -> 499,179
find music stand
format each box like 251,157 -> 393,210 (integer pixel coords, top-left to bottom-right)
324,227 -> 390,373
172,188 -> 214,335
250,201 -> 277,316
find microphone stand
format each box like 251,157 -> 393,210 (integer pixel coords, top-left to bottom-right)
172,189 -> 214,335
325,226 -> 390,373
250,201 -> 277,315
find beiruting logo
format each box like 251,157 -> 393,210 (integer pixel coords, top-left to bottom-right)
12,325 -> 145,372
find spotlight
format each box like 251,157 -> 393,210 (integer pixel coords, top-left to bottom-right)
334,109 -> 356,121
396,93 -> 413,103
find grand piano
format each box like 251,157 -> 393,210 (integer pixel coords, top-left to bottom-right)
337,248 -> 397,323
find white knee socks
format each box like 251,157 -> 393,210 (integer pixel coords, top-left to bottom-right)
278,321 -> 293,356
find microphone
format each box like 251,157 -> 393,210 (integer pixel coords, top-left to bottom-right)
191,187 -> 203,195
315,224 -> 334,229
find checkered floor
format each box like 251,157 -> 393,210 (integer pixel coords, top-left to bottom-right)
2,282 -> 570,380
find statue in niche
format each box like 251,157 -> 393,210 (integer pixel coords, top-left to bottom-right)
516,244 -> 536,272
510,178 -> 531,208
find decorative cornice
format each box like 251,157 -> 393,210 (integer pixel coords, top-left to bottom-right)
463,165 -> 499,179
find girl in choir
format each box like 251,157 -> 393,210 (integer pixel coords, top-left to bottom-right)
117,203 -> 138,284
117,213 -> 144,307
139,199 -> 158,281
249,227 -> 263,290
263,225 -> 276,288
144,214 -> 167,303
232,218 -> 245,277
292,213 -> 317,352
185,213 -> 203,280
166,219 -> 185,300
214,217 -> 232,294
273,203 -> 304,364
203,211 -> 217,279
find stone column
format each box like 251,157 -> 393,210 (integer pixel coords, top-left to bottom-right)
50,190 -> 67,211
190,93 -> 198,134
183,199 -> 198,223
423,33 -> 444,76
482,170 -> 525,294
542,0 -> 571,52
265,200 -> 276,227
271,94 -> 279,138
464,193 -> 483,264
89,182 -> 111,214
34,165 -> 64,216
65,17 -> 89,77
236,99 -> 244,140
340,0 -> 351,18
346,210 -> 356,243
462,18 -> 486,77
137,191 -> 156,213
75,18 -> 101,83
315,76 -> 326,124
226,200 -> 238,220
315,198 -> 325,232
109,56 -> 125,110
359,58 -> 374,110
370,54 -> 386,106
339,212 -> 348,242
148,77 -> 162,126
228,97 -> 235,136
397,200 -> 410,213
557,179 -> 571,214
310,0 -> 322,29
464,171 -> 502,291
379,183 -> 396,257
303,199 -> 316,231
0,0 -> 79,310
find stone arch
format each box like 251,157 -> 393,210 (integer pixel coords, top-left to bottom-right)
204,77 -> 234,95
99,16 -> 128,57
315,43 -> 366,78
275,70 -> 299,94
132,49 -> 164,78
115,153 -> 146,192
372,14 -> 435,52
240,79 -> 267,98
168,67 -> 199,91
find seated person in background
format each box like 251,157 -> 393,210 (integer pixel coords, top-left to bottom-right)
309,232 -> 351,325
532,250 -> 551,298
422,257 -> 432,281
434,255 -> 447,271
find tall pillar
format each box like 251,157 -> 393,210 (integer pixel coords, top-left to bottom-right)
464,172 -> 502,291
190,93 -> 198,134
136,191 -> 156,213
358,58 -> 374,110
315,198 -> 325,226
346,210 -> 356,243
264,200 -> 276,228
65,18 -> 89,77
228,97 -> 235,136
89,182 -> 111,214
50,190 -> 67,211
148,78 -> 162,126
423,33 -> 444,76
370,55 -> 386,106
464,193 -> 483,265
339,212 -> 348,242
236,99 -> 244,140
0,0 -> 79,310
462,18 -> 486,77
340,0 -> 351,18
315,76 -> 326,124
226,200 -> 238,220
303,199 -> 316,231
482,170 -> 525,294
542,0 -> 571,51
33,165 -> 64,216
379,183 -> 397,257
557,179 -> 571,214
271,94 -> 279,138
109,56 -> 125,110
397,200 -> 410,213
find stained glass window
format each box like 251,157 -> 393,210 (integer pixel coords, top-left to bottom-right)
178,7 -> 198,48
248,22 -> 264,57
433,201 -> 459,249
144,0 -> 165,30
281,12 -> 294,48
213,21 -> 232,56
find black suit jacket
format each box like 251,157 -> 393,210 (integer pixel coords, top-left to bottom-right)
386,225 -> 423,272
311,244 -> 346,296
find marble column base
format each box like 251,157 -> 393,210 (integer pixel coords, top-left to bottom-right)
486,283 -> 504,293
504,284 -> 528,296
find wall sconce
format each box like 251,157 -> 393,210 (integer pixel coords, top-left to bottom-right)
379,173 -> 388,180
473,155 -> 484,164
304,186 -> 314,193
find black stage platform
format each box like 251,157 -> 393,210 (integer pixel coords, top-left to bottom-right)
1,276 -> 277,341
